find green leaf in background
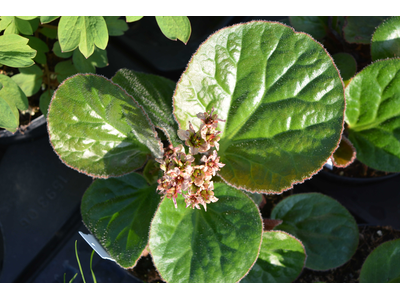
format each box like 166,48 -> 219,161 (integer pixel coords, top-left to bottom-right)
40,16 -> 59,24
47,74 -> 162,178
244,191 -> 263,206
331,135 -> 356,168
0,74 -> 29,132
345,58 -> 400,172
38,27 -> 57,39
343,16 -> 387,44
72,47 -> 108,73
58,16 -> 109,58
149,182 -> 262,283
12,64 -> 43,97
0,34 -> 36,67
142,158 -> 161,185
54,60 -> 78,83
16,16 -> 38,20
112,69 -> 180,147
14,17 -> 34,35
104,16 -> 129,36
360,238 -> 400,283
0,16 -> 13,32
241,231 -> 306,283
155,16 -> 191,44
289,16 -> 329,42
27,36 -> 49,64
126,16 -> 143,23
173,21 -> 345,193
371,17 -> 400,61
81,172 -> 161,268
52,41 -> 73,59
271,193 -> 359,271
39,89 -> 54,117
332,52 -> 357,84
0,74 -> 29,111
0,96 -> 18,132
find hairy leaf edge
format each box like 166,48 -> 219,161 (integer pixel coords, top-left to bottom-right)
46,73 -> 164,178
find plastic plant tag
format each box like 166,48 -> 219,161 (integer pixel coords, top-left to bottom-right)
78,231 -> 115,262
324,158 -> 333,170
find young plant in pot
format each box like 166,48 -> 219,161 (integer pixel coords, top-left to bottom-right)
289,16 -> 400,228
0,16 -> 191,137
46,20 -> 361,282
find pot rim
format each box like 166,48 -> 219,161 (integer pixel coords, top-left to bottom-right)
0,115 -> 47,145
319,167 -> 400,184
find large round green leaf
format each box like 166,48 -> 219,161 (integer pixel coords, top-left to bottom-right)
47,73 -> 163,178
241,230 -> 306,283
345,58 -> 400,172
149,182 -> 263,282
112,69 -> 180,146
81,172 -> 161,268
173,21 -> 345,193
271,193 -> 359,271
371,17 -> 400,61
360,238 -> 400,283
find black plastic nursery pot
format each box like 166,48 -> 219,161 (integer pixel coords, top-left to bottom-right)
293,169 -> 400,230
0,116 -> 141,282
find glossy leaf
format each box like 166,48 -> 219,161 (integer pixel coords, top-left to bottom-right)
173,21 -> 345,193
331,135 -> 356,168
53,41 -> 73,58
360,238 -> 400,283
126,16 -> 143,23
47,74 -> 162,178
271,193 -> 359,271
58,16 -> 109,58
27,36 -> 49,64
39,89 -> 54,117
72,47 -> 108,73
0,74 -> 29,111
241,231 -> 306,283
104,16 -> 129,36
149,182 -> 263,283
155,16 -> 191,44
0,96 -> 18,132
289,16 -> 328,42
343,16 -> 387,44
81,172 -> 161,268
12,64 -> 43,97
40,16 -> 59,24
112,69 -> 180,146
54,60 -> 78,83
332,52 -> 356,84
371,17 -> 400,61
0,34 -> 36,67
345,58 -> 400,172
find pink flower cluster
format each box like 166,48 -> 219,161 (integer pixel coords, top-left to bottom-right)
156,108 -> 225,210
